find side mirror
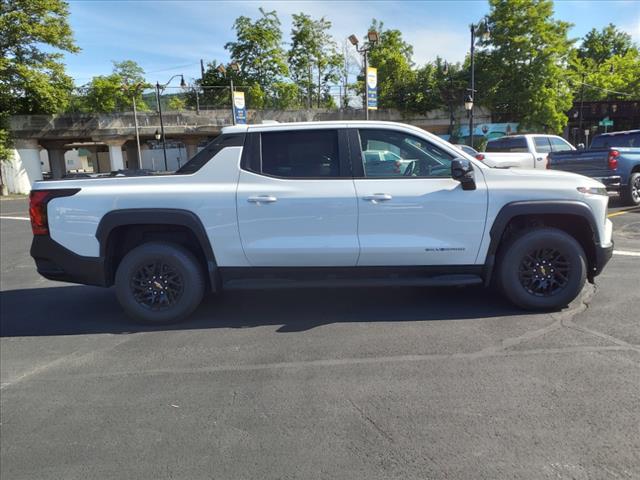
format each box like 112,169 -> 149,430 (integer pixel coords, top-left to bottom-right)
577,143 -> 585,150
451,158 -> 476,191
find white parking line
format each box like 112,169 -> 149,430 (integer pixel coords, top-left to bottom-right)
0,216 -> 30,221
614,250 -> 640,257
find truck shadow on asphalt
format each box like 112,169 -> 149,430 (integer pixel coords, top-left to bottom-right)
0,284 -> 526,337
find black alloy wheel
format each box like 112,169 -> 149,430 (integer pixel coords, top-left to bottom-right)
518,248 -> 570,297
131,261 -> 185,310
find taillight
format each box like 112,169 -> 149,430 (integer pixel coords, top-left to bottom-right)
29,189 -> 80,235
608,150 -> 619,170
475,154 -> 485,161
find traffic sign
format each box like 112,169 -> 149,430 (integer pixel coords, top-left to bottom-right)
598,117 -> 614,127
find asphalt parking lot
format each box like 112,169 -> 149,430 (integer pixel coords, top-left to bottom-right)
1,196 -> 639,479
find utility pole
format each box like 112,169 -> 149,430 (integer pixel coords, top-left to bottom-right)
469,24 -> 475,148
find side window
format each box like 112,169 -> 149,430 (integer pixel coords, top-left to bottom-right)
260,130 -> 340,178
359,129 -> 454,178
550,137 -> 573,152
533,136 -> 552,153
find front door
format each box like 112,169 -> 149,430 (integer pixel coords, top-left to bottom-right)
351,127 -> 488,266
236,128 -> 359,267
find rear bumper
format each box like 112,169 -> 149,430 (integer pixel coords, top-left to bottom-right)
31,235 -> 107,287
594,175 -> 622,191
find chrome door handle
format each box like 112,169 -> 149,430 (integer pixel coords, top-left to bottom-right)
247,195 -> 278,203
363,193 -> 392,202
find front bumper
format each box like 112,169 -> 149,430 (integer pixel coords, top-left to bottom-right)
590,242 -> 614,281
31,235 -> 107,287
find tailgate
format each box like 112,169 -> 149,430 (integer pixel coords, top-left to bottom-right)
548,150 -> 610,177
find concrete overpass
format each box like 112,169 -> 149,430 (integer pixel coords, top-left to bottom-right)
4,107 -> 490,193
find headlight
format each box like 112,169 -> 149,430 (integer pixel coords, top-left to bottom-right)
577,187 -> 608,196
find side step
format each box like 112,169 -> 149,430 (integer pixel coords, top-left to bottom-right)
223,274 -> 483,290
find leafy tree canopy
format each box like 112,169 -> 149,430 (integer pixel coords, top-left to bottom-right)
476,0 -> 575,133
0,0 -> 78,160
225,8 -> 288,91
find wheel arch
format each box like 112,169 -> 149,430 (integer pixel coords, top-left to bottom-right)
484,200 -> 599,285
96,209 -> 219,291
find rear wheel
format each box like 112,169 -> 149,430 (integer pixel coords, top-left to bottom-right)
621,172 -> 640,206
498,228 -> 587,310
115,242 -> 205,324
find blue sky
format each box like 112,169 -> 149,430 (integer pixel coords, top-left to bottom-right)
65,0 -> 640,86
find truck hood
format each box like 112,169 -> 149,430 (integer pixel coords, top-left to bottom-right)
482,166 -> 605,189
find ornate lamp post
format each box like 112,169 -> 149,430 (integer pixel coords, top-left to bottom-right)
349,31 -> 379,120
467,19 -> 490,148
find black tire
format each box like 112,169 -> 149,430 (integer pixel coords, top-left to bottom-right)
620,172 -> 640,206
497,227 -> 587,310
115,242 -> 205,324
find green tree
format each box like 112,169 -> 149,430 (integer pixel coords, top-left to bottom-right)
77,60 -> 149,113
288,13 -> 343,108
476,0 -> 575,133
225,8 -> 288,94
362,20 -> 415,111
572,24 -> 640,100
0,0 -> 79,160
187,61 -> 234,110
578,24 -> 635,65
113,60 -> 146,85
167,95 -> 186,111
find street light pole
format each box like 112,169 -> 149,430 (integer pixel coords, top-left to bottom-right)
155,81 -> 168,171
155,74 -> 186,171
469,24 -> 475,148
467,20 -> 489,148
132,95 -> 142,167
363,49 -> 369,120
349,32 -> 378,120
217,63 -> 241,125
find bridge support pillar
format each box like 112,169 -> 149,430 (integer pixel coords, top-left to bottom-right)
124,141 -> 140,170
104,139 -> 125,172
182,137 -> 203,161
41,141 -> 68,180
5,139 -> 43,193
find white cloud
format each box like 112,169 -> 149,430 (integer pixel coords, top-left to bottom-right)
405,28 -> 470,66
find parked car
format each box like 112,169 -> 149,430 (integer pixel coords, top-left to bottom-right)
482,134 -> 575,169
454,144 -> 480,157
548,130 -> 640,206
29,121 -> 612,324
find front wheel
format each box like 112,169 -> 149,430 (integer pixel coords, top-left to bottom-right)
498,228 -> 587,310
115,242 -> 205,324
621,172 -> 640,206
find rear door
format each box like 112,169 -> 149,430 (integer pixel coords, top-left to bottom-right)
236,127 -> 359,266
351,127 -> 488,266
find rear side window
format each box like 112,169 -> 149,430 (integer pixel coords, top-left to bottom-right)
591,132 -> 640,149
550,137 -> 573,151
260,130 -> 340,178
533,137 -> 552,153
485,137 -> 528,153
175,133 -> 245,174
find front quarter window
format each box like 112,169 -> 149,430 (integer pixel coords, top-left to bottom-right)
358,129 -> 454,178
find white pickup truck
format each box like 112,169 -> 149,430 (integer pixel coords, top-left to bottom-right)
480,134 -> 575,169
29,121 -> 613,324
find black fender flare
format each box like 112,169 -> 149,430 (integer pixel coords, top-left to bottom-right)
95,209 -> 219,291
484,200 -> 598,285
